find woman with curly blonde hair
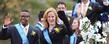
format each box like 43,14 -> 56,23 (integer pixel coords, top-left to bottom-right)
43,7 -> 59,29
40,7 -> 72,44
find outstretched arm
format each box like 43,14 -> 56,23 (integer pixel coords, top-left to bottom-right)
0,16 -> 12,40
57,11 -> 73,35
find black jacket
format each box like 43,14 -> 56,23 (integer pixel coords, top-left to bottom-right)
40,11 -> 73,44
0,25 -> 39,44
40,24 -> 68,44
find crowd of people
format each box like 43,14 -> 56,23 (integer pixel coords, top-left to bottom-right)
0,0 -> 109,44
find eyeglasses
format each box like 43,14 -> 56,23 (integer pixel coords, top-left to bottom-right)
21,15 -> 30,18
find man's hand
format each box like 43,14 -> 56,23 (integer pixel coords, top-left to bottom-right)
3,16 -> 13,26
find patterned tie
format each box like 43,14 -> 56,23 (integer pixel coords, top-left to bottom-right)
24,28 -> 28,35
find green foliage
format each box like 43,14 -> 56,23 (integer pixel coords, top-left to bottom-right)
0,0 -> 48,25
66,2 -> 72,10
46,0 -> 58,8
0,0 -> 73,44
0,0 -> 73,25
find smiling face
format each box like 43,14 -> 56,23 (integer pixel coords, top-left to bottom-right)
57,4 -> 66,11
43,8 -> 58,28
47,11 -> 56,26
71,19 -> 79,30
20,11 -> 30,26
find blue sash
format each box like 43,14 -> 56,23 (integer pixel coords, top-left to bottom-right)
43,29 -> 52,44
15,24 -> 29,44
35,22 -> 44,31
70,33 -> 77,44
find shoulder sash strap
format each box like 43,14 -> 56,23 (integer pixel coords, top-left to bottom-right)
43,29 -> 52,44
15,24 -> 29,44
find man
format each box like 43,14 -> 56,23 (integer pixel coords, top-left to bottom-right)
35,10 -> 45,31
0,10 -> 39,44
72,0 -> 94,18
56,2 -> 68,24
57,2 -> 71,44
57,1 -> 67,14
57,2 -> 67,12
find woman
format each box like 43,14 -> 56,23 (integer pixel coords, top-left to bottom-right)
40,7 -> 72,44
69,17 -> 83,44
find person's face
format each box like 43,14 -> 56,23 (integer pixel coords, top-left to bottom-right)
72,19 -> 79,30
47,11 -> 56,25
57,4 -> 66,11
20,12 -> 30,25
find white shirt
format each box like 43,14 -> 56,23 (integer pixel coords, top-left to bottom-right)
3,23 -> 29,36
20,23 -> 29,36
81,0 -> 90,17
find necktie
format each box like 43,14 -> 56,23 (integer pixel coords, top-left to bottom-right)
81,4 -> 85,17
83,4 -> 87,17
24,28 -> 28,35
74,37 -> 76,44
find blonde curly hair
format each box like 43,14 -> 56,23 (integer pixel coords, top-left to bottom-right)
43,7 -> 59,28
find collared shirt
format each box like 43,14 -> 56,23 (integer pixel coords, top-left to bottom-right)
20,23 -> 29,36
90,0 -> 96,3
70,33 -> 77,44
73,33 -> 77,44
57,18 -> 64,25
72,3 -> 81,18
81,0 -> 90,17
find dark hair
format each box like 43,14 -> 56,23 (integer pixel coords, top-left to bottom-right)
21,9 -> 29,12
69,17 -> 80,29
57,1 -> 66,7
38,10 -> 45,21
77,0 -> 81,3
69,17 -> 74,26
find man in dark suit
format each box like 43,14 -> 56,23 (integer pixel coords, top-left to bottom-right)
0,10 -> 39,44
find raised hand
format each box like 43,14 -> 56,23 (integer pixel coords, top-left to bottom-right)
57,11 -> 66,20
57,11 -> 72,34
3,16 -> 13,26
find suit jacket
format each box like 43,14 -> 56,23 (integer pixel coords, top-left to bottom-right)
72,2 -> 94,18
0,24 -> 39,44
63,34 -> 83,44
40,11 -> 73,44
40,24 -> 68,44
57,11 -> 83,44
